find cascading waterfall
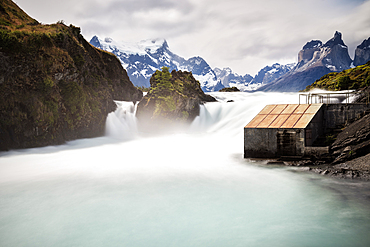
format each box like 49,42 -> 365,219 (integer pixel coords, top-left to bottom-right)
0,92 -> 369,247
105,101 -> 139,140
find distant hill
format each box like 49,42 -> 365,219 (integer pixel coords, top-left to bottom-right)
304,61 -> 370,91
0,0 -> 142,150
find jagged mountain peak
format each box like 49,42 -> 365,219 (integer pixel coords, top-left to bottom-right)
354,36 -> 370,66
303,40 -> 323,50
357,37 -> 370,50
323,31 -> 346,48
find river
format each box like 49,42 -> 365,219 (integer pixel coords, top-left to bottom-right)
0,92 -> 369,247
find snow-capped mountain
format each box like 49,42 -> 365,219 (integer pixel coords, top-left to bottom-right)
214,67 -> 253,90
214,63 -> 295,91
90,36 -> 221,92
259,31 -> 353,92
249,63 -> 296,85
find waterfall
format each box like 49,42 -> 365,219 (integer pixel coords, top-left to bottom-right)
105,101 -> 138,140
105,92 -> 302,139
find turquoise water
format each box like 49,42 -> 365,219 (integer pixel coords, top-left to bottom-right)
1,92 -> 369,246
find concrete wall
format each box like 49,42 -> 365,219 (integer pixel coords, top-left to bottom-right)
305,106 -> 324,146
244,128 -> 305,158
244,128 -> 277,158
323,104 -> 370,130
277,129 -> 305,157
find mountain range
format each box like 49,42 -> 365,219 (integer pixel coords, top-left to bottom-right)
259,31 -> 353,92
91,32 -> 370,92
90,36 -> 295,92
90,36 -> 222,92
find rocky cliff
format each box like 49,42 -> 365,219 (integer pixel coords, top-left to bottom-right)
136,67 -> 216,132
354,37 -> 370,67
0,0 -> 142,150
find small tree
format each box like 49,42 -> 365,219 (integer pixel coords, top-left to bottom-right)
154,67 -> 173,91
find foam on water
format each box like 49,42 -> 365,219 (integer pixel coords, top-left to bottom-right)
0,92 -> 370,247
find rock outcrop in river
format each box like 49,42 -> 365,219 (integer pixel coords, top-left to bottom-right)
0,0 -> 142,150
136,67 -> 216,132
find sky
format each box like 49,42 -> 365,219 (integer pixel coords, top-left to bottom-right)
14,0 -> 370,76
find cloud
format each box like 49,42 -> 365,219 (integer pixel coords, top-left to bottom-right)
15,0 -> 370,75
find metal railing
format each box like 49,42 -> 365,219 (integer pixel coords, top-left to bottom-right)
298,91 -> 363,104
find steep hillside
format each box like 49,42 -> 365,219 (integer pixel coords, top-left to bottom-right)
0,0 -> 142,150
304,61 -> 370,91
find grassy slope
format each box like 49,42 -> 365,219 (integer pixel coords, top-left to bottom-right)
303,61 -> 370,91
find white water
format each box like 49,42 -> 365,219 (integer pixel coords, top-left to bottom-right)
1,92 -> 370,247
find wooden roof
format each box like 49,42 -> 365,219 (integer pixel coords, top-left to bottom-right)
245,104 -> 323,129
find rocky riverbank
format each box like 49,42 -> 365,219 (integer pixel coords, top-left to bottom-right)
282,89 -> 370,180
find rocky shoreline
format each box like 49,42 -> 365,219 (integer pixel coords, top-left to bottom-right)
282,106 -> 370,180
282,158 -> 370,180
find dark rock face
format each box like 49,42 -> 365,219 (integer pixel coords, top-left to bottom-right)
136,68 -> 216,132
303,111 -> 370,180
331,114 -> 370,164
259,31 -> 353,92
354,37 -> 370,66
0,0 -> 142,151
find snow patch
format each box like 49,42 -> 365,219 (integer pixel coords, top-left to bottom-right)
96,37 -> 166,56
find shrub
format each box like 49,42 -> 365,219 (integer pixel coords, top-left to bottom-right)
335,75 -> 351,90
362,75 -> 370,87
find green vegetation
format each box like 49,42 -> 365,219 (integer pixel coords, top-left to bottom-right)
219,86 -> 240,92
0,0 -> 142,150
136,86 -> 150,92
136,66 -> 214,128
152,67 -> 174,92
325,134 -> 336,146
147,67 -> 177,117
304,61 -> 370,91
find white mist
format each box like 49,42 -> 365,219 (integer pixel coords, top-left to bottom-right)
0,92 -> 369,247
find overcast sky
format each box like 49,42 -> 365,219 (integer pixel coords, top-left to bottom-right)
14,0 -> 370,76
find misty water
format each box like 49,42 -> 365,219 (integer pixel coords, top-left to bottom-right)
1,92 -> 370,247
